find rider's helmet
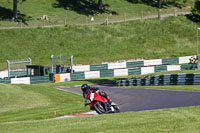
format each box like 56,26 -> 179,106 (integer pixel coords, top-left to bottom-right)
81,84 -> 89,92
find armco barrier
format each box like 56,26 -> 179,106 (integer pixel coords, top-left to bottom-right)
0,59 -> 197,85
10,71 -> 27,77
117,73 -> 200,87
11,77 -> 30,85
127,61 -> 144,68
128,68 -> 141,75
30,76 -> 50,84
100,69 -> 114,77
0,78 -> 11,84
0,56 -> 194,79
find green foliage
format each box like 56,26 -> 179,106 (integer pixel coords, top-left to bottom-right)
191,0 -> 200,22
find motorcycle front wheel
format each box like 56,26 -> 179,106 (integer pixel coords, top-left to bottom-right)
93,102 -> 106,114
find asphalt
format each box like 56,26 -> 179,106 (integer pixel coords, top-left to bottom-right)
56,85 -> 200,112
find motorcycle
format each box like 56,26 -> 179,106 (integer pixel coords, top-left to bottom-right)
86,90 -> 120,114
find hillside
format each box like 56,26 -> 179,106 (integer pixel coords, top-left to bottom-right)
0,15 -> 198,70
0,0 -> 194,26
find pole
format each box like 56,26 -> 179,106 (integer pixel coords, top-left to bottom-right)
124,13 -> 126,23
106,17 -> 108,25
43,20 -> 45,28
28,57 -> 32,65
7,60 -> 10,78
197,29 -> 199,69
65,17 -> 66,25
86,16 -> 88,25
141,10 -> 143,20
70,56 -> 73,73
51,55 -> 54,73
173,8 -> 176,17
197,29 -> 198,57
20,20 -> 22,28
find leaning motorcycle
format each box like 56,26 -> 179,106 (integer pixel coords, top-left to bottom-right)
86,90 -> 120,114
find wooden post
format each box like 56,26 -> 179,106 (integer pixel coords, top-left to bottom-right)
43,20 -> 45,28
106,16 -> 108,25
124,13 -> 126,23
173,8 -> 176,17
64,17 -> 66,25
20,20 -> 22,28
86,16 -> 88,25
141,10 -> 144,20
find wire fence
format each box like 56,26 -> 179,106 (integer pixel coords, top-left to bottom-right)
0,10 -> 190,29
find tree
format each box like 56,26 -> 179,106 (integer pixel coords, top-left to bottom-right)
98,0 -> 103,10
191,0 -> 200,22
12,0 -> 25,22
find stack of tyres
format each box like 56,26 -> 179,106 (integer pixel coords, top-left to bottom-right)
193,74 -> 200,85
177,74 -> 186,85
158,75 -> 164,85
122,80 -> 126,86
150,76 -> 155,86
129,79 -> 133,86
132,79 -> 137,86
170,74 -> 178,85
154,75 -> 159,86
185,74 -> 194,85
141,78 -> 146,86
136,79 -> 141,86
145,76 -> 150,86
164,74 -> 171,86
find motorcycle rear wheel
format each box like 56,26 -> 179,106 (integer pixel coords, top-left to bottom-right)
93,102 -> 106,114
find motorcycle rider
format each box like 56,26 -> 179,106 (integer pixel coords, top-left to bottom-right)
81,84 -> 112,106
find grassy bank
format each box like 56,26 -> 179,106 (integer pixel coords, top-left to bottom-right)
0,16 -> 198,70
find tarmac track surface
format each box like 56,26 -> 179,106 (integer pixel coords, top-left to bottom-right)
56,86 -> 200,112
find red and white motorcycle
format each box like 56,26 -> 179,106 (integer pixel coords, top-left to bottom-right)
86,90 -> 120,114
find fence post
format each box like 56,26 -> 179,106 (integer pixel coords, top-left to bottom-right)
43,20 -> 45,28
124,13 -> 126,23
141,10 -> 144,20
173,8 -> 176,16
106,16 -> 108,25
20,20 -> 22,28
64,17 -> 67,25
86,16 -> 88,25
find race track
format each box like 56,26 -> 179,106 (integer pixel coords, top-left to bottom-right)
56,86 -> 200,112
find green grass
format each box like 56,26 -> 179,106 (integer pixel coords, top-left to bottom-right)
1,76 -> 200,132
0,82 -> 90,123
1,105 -> 200,133
0,0 -> 194,27
0,16 -> 199,70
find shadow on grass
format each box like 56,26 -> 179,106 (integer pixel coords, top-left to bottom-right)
126,0 -> 185,9
52,0 -> 117,16
0,6 -> 32,25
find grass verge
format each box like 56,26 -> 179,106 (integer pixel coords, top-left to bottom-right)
0,105 -> 200,133
0,82 -> 90,123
